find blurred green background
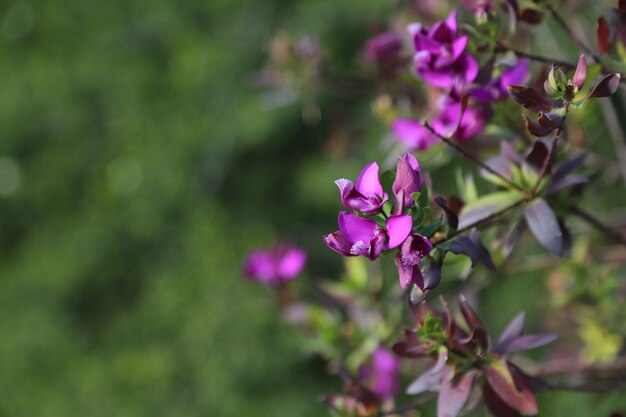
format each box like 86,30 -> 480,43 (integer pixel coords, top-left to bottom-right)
0,0 -> 624,416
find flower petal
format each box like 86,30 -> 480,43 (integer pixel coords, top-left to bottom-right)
386,215 -> 412,249
276,247 -> 307,280
393,153 -> 423,206
355,162 -> 383,197
323,231 -> 353,256
338,212 -> 377,245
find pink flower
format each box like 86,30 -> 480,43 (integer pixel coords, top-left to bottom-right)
336,162 -> 388,215
244,243 -> 307,285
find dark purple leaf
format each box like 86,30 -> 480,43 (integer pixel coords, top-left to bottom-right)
483,155 -> 515,178
458,191 -> 521,230
484,359 -> 538,415
548,174 -> 588,194
448,236 -> 478,265
507,85 -> 557,112
470,230 -> 496,271
558,217 -> 572,253
572,55 -> 587,90
483,380 -> 521,417
518,8 -> 544,24
525,140 -> 550,170
495,312 -> 525,354
552,152 -> 588,182
524,198 -> 564,256
435,196 -> 459,231
423,259 -> 442,290
458,296 -> 489,350
522,114 -> 552,137
437,371 -> 477,417
597,16 -> 610,54
537,112 -> 564,130
500,333 -> 558,353
410,286 -> 430,304
587,73 -> 622,101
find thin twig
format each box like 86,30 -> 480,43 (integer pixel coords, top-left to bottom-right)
546,4 -> 599,63
496,43 -> 576,69
568,205 -> 626,246
421,122 -> 525,192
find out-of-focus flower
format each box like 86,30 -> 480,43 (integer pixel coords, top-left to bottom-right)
364,32 -> 402,63
244,243 -> 307,285
392,153 -> 424,209
360,347 -> 400,401
395,234 -> 433,289
432,98 -> 485,142
324,212 -> 412,260
409,10 -> 478,90
392,119 -> 439,151
336,162 -> 388,215
472,59 -> 529,102
460,0 -> 493,14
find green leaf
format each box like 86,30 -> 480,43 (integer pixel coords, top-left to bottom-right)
458,191 -> 522,229
417,215 -> 443,238
380,169 -> 395,196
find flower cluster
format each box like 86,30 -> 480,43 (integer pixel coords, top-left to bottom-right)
324,154 -> 433,289
394,297 -> 557,417
393,10 -> 529,152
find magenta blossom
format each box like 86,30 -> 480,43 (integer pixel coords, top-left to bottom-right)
432,98 -> 485,142
395,233 -> 433,289
460,0 -> 493,13
244,243 -> 307,285
360,347 -> 400,401
409,10 -> 478,90
336,162 -> 388,215
472,60 -> 529,102
364,32 -> 402,63
324,212 -> 412,260
392,153 -> 423,209
392,119 -> 439,151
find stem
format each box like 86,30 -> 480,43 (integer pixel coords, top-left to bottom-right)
421,122 -> 525,192
546,5 -> 599,63
376,393 -> 437,417
568,205 -> 626,246
496,43 -> 576,69
433,196 -> 532,247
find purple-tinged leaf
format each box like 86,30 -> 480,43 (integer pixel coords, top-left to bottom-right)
524,198 -> 563,257
525,140 -> 550,170
495,312 -> 525,354
500,333 -> 558,353
572,55 -> 587,90
435,196 -> 459,231
597,16 -> 610,54
410,285 -> 430,304
587,73 -> 622,101
552,153 -> 588,182
437,371 -> 477,417
548,174 -> 588,194
558,217 -> 572,253
484,359 -> 538,415
470,230 -> 496,271
522,114 -> 552,137
483,379 -> 523,417
537,112 -> 564,130
507,85 -> 557,112
423,259 -> 443,290
458,295 -> 489,350
458,191 -> 522,230
502,220 -> 524,258
406,364 -> 449,395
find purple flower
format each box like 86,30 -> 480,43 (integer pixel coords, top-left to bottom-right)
364,32 -> 402,63
360,347 -> 400,401
392,153 -> 424,208
244,243 -> 307,285
336,162 -> 388,215
395,234 -> 433,289
432,98 -> 485,142
324,212 -> 412,260
409,10 -> 478,90
460,0 -> 493,13
391,118 -> 439,151
472,60 -> 529,102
